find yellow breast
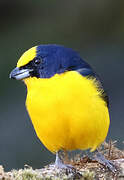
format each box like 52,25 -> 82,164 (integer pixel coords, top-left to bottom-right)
24,71 -> 110,153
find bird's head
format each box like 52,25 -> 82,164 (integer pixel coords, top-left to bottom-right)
10,44 -> 94,80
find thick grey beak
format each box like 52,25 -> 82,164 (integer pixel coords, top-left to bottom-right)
9,67 -> 33,80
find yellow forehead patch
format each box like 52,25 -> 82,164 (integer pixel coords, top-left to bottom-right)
17,46 -> 37,68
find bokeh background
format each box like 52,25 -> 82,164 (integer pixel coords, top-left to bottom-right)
0,0 -> 124,171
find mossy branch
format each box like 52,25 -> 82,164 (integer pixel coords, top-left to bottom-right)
0,141 -> 124,180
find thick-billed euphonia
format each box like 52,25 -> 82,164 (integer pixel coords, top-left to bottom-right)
10,44 -> 115,171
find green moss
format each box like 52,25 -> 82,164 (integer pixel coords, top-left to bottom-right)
12,168 -> 42,180
11,167 -> 95,180
80,171 -> 94,180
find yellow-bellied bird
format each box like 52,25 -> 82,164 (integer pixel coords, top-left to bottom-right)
10,45 -> 115,171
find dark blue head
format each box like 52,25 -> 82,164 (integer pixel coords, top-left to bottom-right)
10,44 -> 108,106
10,44 -> 96,80
34,44 -> 95,78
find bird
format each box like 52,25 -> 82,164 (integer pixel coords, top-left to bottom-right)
10,44 -> 115,171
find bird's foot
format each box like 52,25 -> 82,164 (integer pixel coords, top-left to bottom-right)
94,151 -> 117,173
49,151 -> 82,179
49,151 -> 84,178
55,162 -> 75,174
54,151 -> 75,173
54,153 -> 82,179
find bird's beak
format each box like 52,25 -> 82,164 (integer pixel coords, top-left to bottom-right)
9,67 -> 33,80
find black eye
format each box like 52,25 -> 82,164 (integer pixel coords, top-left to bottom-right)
34,57 -> 41,65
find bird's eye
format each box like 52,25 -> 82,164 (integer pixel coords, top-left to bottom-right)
34,57 -> 41,65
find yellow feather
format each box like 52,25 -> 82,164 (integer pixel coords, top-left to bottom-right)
24,71 -> 110,153
17,46 -> 36,68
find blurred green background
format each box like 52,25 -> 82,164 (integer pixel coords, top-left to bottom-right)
0,0 -> 124,171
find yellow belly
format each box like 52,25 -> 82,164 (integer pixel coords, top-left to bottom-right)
24,71 -> 110,153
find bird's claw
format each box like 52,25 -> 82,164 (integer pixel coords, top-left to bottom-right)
94,151 -> 117,173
